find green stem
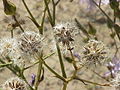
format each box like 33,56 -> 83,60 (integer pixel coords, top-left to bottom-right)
34,60 -> 42,90
44,0 -> 53,26
20,73 -> 34,90
0,59 -> 18,75
55,0 -> 61,5
52,0 -> 56,26
21,0 -> 42,34
42,59 -> 66,82
11,29 -> 14,38
67,44 -> 77,70
12,15 -> 24,32
92,0 -> 120,40
24,52 -> 55,70
56,43 -> 67,78
0,62 -> 12,68
74,77 -> 110,86
63,82 -> 68,90
40,7 -> 47,34
22,0 -> 36,21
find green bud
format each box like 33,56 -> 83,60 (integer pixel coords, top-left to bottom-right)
2,0 -> 16,15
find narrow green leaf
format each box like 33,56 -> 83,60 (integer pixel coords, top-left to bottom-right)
56,43 -> 67,78
75,18 -> 90,38
88,23 -> 96,35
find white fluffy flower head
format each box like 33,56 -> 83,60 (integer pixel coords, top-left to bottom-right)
82,40 -> 108,67
0,38 -> 25,67
53,22 -> 78,46
18,31 -> 44,62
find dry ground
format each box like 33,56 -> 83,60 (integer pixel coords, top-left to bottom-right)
0,0 -> 120,90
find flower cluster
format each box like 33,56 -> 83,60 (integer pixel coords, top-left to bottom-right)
0,31 -> 43,66
82,40 -> 108,67
103,57 -> 120,78
18,31 -> 43,57
53,22 -> 78,47
2,77 -> 27,90
0,38 -> 24,67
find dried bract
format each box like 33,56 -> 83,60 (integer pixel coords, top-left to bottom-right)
18,31 -> 43,61
82,40 -> 108,67
2,77 -> 27,90
53,22 -> 78,47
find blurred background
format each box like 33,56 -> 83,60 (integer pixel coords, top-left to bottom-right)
0,0 -> 119,90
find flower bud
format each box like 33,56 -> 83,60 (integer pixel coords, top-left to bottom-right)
2,0 -> 16,15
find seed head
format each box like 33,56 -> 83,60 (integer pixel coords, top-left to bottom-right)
2,77 -> 27,90
0,38 -> 24,67
18,31 -> 43,61
82,40 -> 108,67
0,38 -> 18,57
53,22 -> 78,46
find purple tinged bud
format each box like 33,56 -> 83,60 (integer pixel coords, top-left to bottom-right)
30,74 -> 36,86
74,53 -> 81,61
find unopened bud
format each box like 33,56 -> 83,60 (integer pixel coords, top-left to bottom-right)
2,0 -> 16,15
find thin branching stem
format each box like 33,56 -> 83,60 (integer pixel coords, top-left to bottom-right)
74,76 -> 110,87
34,59 -> 42,90
12,15 -> 24,32
67,44 -> 77,70
41,58 -> 66,82
92,0 -> 120,40
56,43 -> 67,78
52,0 -> 56,26
44,0 -> 53,26
24,52 -> 55,70
21,0 -> 42,34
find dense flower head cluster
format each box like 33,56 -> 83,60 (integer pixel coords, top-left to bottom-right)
18,31 -> 43,56
53,22 -> 78,46
0,31 -> 44,66
2,77 -> 27,90
0,38 -> 18,58
0,38 -> 24,67
82,40 -> 108,66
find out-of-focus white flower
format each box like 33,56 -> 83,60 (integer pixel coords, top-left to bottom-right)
2,77 -> 27,90
0,38 -> 18,57
18,31 -> 44,61
53,22 -> 78,47
81,40 -> 108,67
